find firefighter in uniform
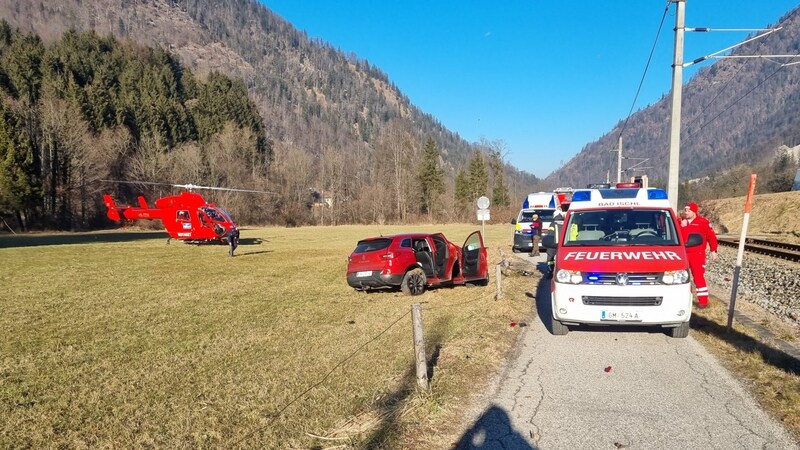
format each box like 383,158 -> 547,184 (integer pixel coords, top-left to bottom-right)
680,202 -> 718,308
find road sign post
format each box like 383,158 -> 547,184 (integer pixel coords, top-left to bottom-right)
477,196 -> 490,238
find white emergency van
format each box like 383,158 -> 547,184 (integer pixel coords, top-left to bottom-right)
511,192 -> 561,253
542,187 -> 703,338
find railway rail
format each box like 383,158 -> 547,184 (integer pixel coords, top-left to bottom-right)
717,237 -> 800,263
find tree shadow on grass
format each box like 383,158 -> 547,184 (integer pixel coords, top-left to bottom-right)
690,314 -> 800,375
0,230 -> 168,248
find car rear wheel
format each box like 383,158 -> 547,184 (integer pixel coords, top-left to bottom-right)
401,268 -> 426,296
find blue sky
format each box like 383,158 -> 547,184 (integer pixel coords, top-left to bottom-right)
262,1 -> 799,179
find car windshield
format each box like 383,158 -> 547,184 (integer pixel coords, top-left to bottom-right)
353,238 -> 392,253
519,209 -> 554,222
563,209 -> 679,246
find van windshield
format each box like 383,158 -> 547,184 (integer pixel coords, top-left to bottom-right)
563,209 -> 679,246
518,209 -> 554,222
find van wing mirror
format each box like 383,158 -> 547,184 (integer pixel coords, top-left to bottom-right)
685,233 -> 703,248
511,218 -> 517,225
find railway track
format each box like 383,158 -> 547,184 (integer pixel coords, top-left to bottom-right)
717,237 -> 800,263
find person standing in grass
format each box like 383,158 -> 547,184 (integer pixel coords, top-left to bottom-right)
530,213 -> 543,257
227,226 -> 240,257
680,202 -> 718,308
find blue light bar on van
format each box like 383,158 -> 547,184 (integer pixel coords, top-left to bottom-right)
522,198 -> 529,208
647,189 -> 668,200
571,190 -> 591,202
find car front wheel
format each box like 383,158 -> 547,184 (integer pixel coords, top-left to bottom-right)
401,268 -> 426,296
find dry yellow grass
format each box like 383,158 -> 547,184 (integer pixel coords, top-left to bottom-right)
690,298 -> 800,440
703,190 -> 800,239
0,224 -> 533,448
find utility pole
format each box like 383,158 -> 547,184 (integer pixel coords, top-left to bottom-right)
616,136 -> 623,183
667,0 -> 686,211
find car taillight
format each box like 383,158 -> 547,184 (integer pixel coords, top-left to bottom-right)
380,252 -> 394,260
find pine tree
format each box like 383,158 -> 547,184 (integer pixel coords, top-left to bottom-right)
0,102 -> 39,230
454,168 -> 470,205
488,150 -> 511,207
418,136 -> 444,218
467,150 -> 488,201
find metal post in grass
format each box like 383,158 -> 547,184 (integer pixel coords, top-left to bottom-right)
495,264 -> 503,300
411,303 -> 430,392
727,174 -> 757,334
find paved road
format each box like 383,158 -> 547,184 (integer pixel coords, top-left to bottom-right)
455,254 -> 797,450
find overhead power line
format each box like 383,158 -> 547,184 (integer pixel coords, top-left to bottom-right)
611,1 -> 671,177
616,1 -> 672,142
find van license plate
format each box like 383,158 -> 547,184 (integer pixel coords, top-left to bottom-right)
356,271 -> 372,278
601,310 -> 641,321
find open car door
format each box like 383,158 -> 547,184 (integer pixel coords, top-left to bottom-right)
462,231 -> 488,281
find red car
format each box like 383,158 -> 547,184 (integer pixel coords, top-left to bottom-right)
346,231 -> 489,295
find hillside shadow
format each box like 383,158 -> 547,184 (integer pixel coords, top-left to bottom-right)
0,230 -> 168,248
690,314 -> 800,375
454,405 -> 537,450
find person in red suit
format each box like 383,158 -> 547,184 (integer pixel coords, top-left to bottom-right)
680,202 -> 718,308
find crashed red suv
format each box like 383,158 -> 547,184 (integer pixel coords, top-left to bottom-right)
346,231 -> 489,295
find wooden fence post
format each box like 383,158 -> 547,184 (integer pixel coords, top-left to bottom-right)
495,264 -> 503,300
411,303 -> 430,392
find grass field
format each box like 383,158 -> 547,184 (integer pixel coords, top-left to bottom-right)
0,224 -> 534,448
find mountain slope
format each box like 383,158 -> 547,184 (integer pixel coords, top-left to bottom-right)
0,0 -> 539,195
546,7 -> 800,188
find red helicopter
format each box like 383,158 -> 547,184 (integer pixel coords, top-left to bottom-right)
102,181 -> 272,244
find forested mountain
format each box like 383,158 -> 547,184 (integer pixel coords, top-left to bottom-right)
0,0 -> 540,231
545,6 -> 800,197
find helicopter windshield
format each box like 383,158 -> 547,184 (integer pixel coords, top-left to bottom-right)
200,206 -> 229,223
216,208 -> 234,223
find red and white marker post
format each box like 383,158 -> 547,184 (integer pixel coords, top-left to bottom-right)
727,174 -> 757,333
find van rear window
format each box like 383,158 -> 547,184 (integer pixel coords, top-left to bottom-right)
353,238 -> 392,253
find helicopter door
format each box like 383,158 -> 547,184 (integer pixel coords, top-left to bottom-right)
198,210 -> 211,228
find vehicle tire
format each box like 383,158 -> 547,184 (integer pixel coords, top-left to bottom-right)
512,247 -> 520,253
668,321 -> 690,338
550,318 -> 569,336
401,268 -> 426,296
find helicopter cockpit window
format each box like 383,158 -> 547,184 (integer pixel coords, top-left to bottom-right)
177,210 -> 190,221
200,207 -> 226,223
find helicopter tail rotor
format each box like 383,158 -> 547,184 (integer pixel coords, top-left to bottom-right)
103,195 -> 121,222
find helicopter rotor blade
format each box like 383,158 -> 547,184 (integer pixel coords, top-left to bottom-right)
169,183 -> 278,194
101,179 -> 175,188
103,180 -> 277,195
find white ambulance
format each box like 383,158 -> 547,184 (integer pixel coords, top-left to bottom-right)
511,192 -> 562,253
542,187 -> 703,338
